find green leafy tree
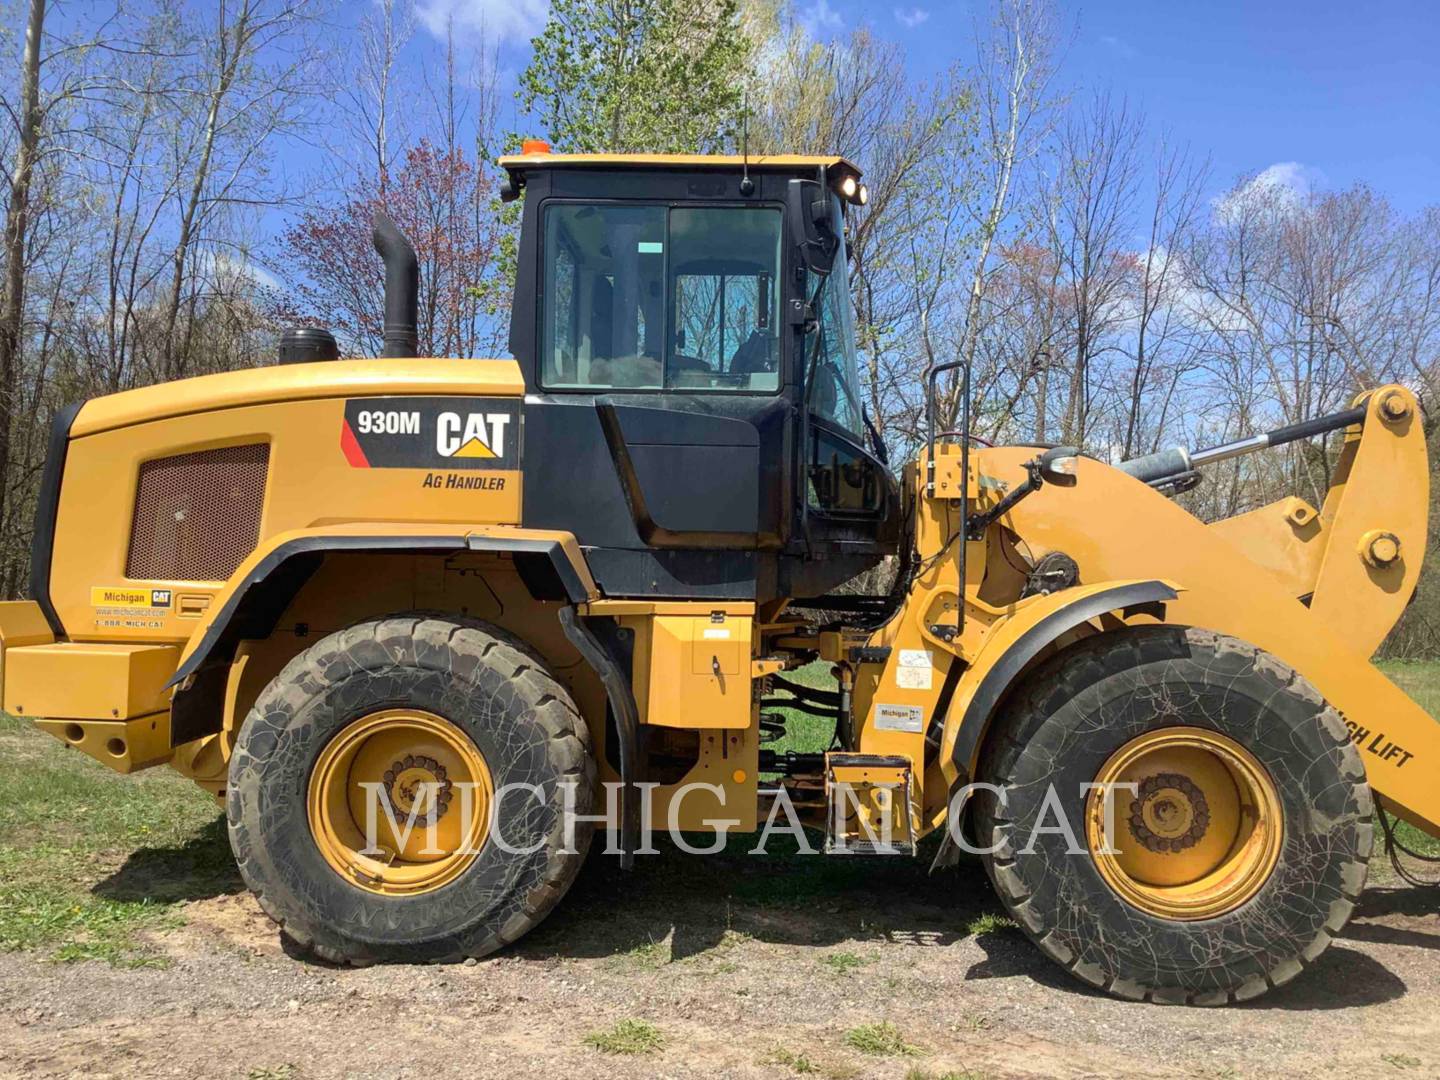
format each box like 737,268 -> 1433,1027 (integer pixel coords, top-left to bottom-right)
518,0 -> 750,153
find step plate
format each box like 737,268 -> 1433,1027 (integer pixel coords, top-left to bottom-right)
824,751 -> 916,855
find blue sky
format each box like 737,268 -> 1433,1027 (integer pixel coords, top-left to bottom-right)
408,0 -> 1439,214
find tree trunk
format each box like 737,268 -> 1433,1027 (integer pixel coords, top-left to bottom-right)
0,0 -> 47,596
162,1 -> 249,381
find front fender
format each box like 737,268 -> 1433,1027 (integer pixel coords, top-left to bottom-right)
940,578 -> 1181,782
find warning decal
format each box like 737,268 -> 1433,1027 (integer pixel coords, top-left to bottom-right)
342,398 -> 521,470
895,648 -> 934,691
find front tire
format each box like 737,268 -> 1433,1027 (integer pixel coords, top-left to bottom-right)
973,627 -> 1372,1004
227,614 -> 595,964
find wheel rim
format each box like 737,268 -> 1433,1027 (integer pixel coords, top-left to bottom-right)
1085,727 -> 1283,920
307,709 -> 493,896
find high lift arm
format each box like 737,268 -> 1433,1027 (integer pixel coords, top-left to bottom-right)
837,384 -> 1436,846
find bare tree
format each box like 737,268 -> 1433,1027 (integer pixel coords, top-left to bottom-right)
159,0 -> 328,381
1041,90 -> 1142,446
1118,137 -> 1207,457
346,0 -> 413,189
942,0 -> 1061,430
0,0 -> 48,564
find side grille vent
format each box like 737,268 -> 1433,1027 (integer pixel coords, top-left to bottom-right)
125,443 -> 269,582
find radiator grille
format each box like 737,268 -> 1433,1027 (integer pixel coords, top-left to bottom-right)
125,444 -> 269,582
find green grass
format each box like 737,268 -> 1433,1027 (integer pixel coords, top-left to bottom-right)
761,1047 -> 859,1079
1381,1052 -> 1423,1070
582,1018 -> 665,1055
762,1047 -> 822,1074
763,660 -> 838,759
1382,660 -> 1440,712
952,1013 -> 992,1034
1378,661 -> 1440,857
842,1021 -> 923,1057
818,949 -> 873,974
604,935 -> 670,970
964,912 -> 1017,936
0,714 -> 233,966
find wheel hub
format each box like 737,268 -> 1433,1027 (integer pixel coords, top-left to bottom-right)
1131,773 -> 1209,853
384,755 -> 453,823
1086,727 -> 1283,921
307,710 -> 493,896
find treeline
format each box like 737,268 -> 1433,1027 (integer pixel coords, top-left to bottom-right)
0,0 -> 1435,654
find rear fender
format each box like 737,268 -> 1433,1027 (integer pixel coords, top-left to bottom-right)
167,523 -> 598,744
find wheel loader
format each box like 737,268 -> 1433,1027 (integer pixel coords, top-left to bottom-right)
1,144 -> 1431,1005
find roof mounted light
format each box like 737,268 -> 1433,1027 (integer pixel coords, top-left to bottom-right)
833,173 -> 869,207
520,138 -> 551,155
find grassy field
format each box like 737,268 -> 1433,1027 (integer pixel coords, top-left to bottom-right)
0,660 -> 1437,967
0,711 -> 232,966
762,658 -> 839,757
1376,661 -> 1440,856
1380,659 -> 1440,716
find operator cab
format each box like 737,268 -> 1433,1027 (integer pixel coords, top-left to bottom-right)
503,149 -> 899,603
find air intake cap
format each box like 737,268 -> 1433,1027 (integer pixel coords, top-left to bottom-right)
278,326 -> 339,365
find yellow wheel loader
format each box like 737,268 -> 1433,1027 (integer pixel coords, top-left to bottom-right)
1,146 -> 1431,1005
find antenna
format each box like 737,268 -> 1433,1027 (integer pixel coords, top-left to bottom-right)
739,90 -> 755,196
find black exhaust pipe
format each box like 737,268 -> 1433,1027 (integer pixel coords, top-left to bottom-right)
372,210 -> 418,358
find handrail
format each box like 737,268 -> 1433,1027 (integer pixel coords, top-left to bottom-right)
924,359 -> 972,640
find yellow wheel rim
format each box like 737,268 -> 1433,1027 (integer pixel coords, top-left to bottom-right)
1085,727 -> 1283,920
307,709 -> 493,896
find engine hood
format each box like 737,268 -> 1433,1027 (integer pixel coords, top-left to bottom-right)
71,357 -> 525,437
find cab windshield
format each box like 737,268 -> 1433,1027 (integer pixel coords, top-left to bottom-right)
541,203 -> 782,392
804,199 -> 864,435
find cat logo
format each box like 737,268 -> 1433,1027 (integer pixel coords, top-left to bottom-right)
437,411 -> 511,459
341,397 -> 520,470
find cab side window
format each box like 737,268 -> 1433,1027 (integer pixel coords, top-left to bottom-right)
540,203 -> 781,393
542,204 -> 666,389
668,207 -> 780,391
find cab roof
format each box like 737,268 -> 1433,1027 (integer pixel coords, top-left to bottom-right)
498,151 -> 862,179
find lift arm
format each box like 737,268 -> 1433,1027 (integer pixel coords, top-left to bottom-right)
1202,386 -> 1428,658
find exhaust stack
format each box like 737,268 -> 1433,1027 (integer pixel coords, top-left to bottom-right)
372,210 -> 418,358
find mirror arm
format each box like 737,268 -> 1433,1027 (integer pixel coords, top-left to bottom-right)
861,405 -> 888,466
965,446 -> 1080,539
965,463 -> 1039,540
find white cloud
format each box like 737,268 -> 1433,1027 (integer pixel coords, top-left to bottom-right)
1211,161 -> 1326,222
415,0 -> 549,45
199,250 -> 280,293
801,0 -> 843,35
1245,161 -> 1321,199
1099,34 -> 1137,60
894,6 -> 930,28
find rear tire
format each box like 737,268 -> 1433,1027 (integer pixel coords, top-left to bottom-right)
227,614 -> 595,964
973,627 -> 1372,1005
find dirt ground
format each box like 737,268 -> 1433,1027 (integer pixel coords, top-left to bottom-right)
1,837 -> 1438,1080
